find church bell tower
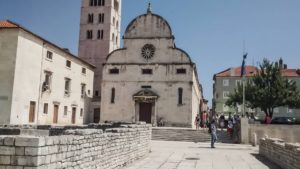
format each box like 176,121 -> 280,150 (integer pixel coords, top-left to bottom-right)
78,0 -> 121,121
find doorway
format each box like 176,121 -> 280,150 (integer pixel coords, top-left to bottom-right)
139,102 -> 152,123
29,101 -> 36,123
94,108 -> 100,123
71,107 -> 76,124
53,105 -> 59,124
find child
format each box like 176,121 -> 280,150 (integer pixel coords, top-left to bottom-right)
227,120 -> 233,138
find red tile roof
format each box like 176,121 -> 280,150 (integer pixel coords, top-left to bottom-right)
281,69 -> 300,77
0,20 -> 18,28
215,65 -> 258,77
215,66 -> 300,78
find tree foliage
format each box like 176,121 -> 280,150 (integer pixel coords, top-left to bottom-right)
226,59 -> 300,118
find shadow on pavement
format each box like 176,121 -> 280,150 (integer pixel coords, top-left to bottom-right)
250,153 -> 283,169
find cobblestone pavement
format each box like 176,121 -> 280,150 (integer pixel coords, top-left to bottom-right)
123,141 -> 281,169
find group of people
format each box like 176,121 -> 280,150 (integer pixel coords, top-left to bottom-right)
194,111 -> 209,130
194,112 -> 242,148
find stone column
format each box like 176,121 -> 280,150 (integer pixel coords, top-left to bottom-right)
240,117 -> 249,144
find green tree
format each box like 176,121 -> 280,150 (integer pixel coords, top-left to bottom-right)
226,59 -> 300,118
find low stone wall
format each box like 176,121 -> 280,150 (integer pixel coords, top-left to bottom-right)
259,138 -> 300,169
0,124 -> 151,169
249,124 -> 300,145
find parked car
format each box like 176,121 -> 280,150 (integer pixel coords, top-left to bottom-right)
271,117 -> 296,124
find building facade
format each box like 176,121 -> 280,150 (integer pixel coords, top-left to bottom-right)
100,7 -> 203,128
213,63 -> 300,120
78,0 -> 121,123
0,20 -> 94,125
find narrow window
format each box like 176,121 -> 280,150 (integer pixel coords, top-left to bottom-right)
64,106 -> 68,116
43,71 -> 52,92
102,0 -> 105,6
97,0 -> 101,6
97,30 -> 101,39
95,91 -> 99,97
111,88 -> 115,103
82,67 -> 86,74
66,60 -> 71,68
116,21 -> 119,28
64,78 -> 71,96
112,33 -> 114,41
81,84 -> 86,98
80,108 -> 83,117
113,17 -> 115,25
98,13 -> 104,23
142,69 -> 152,74
87,30 -> 93,39
88,14 -> 94,23
88,90 -> 91,95
116,36 -> 118,44
176,68 -> 186,74
43,103 -> 48,114
89,0 -> 93,6
101,30 -> 104,39
93,0 -> 97,6
109,68 -> 119,74
178,88 -> 183,105
46,51 -> 53,60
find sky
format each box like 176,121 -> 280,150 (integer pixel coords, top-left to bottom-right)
1,0 -> 300,107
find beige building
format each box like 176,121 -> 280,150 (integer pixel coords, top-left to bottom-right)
78,0 -> 121,123
101,6 -> 203,128
0,20 -> 94,125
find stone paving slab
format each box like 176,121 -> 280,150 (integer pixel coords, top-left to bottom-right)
123,141 -> 281,169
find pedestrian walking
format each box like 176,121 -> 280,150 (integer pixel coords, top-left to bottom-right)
210,119 -> 217,148
194,114 -> 200,130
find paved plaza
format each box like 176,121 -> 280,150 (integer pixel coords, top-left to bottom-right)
123,141 -> 281,169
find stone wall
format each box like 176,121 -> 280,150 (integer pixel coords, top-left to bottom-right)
249,124 -> 300,145
0,124 -> 151,169
259,138 -> 300,169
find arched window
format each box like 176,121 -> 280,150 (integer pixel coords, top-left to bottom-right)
178,88 -> 183,105
111,88 -> 115,103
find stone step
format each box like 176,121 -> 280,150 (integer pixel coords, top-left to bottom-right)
152,127 -> 234,143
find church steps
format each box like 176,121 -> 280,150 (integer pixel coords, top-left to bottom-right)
152,127 -> 233,143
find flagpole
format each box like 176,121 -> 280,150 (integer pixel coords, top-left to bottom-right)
242,73 -> 245,117
241,41 -> 247,117
243,41 -> 245,117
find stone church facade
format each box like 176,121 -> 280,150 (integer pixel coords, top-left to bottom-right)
101,7 -> 203,128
